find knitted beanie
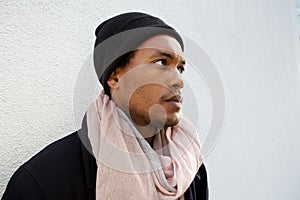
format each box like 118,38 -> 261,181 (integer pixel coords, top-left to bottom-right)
93,12 -> 184,93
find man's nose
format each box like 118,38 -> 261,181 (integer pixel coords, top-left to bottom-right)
168,68 -> 184,90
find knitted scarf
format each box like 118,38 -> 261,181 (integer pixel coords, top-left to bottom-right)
86,92 -> 202,199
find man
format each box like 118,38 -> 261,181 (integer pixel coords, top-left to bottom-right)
3,12 -> 208,199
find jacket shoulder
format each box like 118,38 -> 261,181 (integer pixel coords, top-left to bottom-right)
3,131 -> 96,200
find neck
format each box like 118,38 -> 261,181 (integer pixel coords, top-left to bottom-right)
135,124 -> 162,147
112,99 -> 164,147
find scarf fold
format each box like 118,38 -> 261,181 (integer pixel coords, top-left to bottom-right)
86,91 -> 202,199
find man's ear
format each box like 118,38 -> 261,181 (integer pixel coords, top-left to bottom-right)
107,69 -> 120,89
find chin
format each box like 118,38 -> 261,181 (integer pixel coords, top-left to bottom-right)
164,113 -> 181,127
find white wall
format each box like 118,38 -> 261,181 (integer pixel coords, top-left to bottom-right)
1,0 -> 300,199
297,0 -> 300,35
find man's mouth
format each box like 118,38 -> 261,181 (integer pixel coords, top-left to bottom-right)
165,94 -> 183,103
164,94 -> 183,109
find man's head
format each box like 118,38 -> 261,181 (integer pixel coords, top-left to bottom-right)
108,34 -> 185,129
93,12 -> 185,134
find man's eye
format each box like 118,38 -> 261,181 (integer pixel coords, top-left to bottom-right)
154,59 -> 167,65
177,66 -> 185,73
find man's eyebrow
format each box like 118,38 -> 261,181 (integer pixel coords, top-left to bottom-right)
151,50 -> 186,65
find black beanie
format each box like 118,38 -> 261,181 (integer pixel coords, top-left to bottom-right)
93,12 -> 184,93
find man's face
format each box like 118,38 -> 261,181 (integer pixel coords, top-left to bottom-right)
110,35 -> 185,132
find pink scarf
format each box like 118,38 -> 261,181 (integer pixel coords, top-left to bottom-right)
86,92 -> 202,199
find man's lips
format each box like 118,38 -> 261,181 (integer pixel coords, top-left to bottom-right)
165,94 -> 183,103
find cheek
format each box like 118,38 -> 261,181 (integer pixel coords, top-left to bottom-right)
128,84 -> 169,126
121,65 -> 168,88
116,66 -> 172,110
129,84 -> 166,107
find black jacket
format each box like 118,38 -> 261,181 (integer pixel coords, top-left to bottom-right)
3,131 -> 208,200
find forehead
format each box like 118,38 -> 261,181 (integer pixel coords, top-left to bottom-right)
136,35 -> 184,57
